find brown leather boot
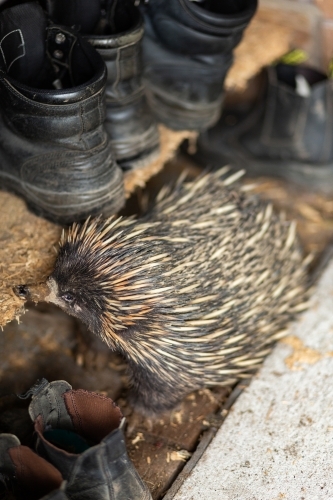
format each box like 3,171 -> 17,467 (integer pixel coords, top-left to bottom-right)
24,379 -> 152,500
0,433 -> 68,499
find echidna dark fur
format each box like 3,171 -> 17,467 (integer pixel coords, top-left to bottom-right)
46,168 -> 309,414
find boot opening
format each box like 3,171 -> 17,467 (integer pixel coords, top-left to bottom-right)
276,63 -> 327,90
0,1 -> 106,99
34,389 -> 123,452
192,0 -> 250,15
46,0 -> 141,37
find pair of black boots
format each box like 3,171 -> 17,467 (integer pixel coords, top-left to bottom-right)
0,0 -> 258,224
0,0 -> 160,224
0,379 -> 151,500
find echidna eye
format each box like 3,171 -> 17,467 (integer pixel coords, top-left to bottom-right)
62,292 -> 75,303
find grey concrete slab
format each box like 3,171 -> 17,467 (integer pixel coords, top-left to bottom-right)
172,261 -> 333,500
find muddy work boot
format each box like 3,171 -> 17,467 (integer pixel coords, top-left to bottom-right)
0,433 -> 68,499
192,64 -> 333,193
141,0 -> 257,131
24,379 -> 152,500
47,0 -> 160,170
0,2 -> 124,223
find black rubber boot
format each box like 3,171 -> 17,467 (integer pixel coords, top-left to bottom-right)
0,2 -> 124,224
192,64 -> 333,193
46,0 -> 160,171
141,0 -> 257,131
25,379 -> 152,500
0,433 -> 68,499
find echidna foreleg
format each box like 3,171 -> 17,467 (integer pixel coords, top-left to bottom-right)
127,361 -> 195,415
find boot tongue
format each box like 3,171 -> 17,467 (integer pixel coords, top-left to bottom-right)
0,2 -> 50,86
276,63 -> 327,92
46,0 -> 102,34
105,0 -> 137,35
46,0 -> 137,36
190,0 -> 249,14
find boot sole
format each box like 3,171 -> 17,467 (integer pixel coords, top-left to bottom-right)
145,82 -> 223,131
118,145 -> 160,171
110,123 -> 160,171
0,166 -> 124,225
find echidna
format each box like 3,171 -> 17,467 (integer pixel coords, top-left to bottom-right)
46,169 -> 308,414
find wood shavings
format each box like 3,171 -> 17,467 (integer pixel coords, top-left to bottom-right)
168,450 -> 192,462
170,409 -> 183,426
297,204 -> 324,224
226,2 -> 313,91
131,432 -> 145,445
225,7 -> 291,91
247,177 -> 333,262
281,335 -> 333,371
198,388 -> 220,405
0,192 -> 60,328
124,126 -> 196,196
